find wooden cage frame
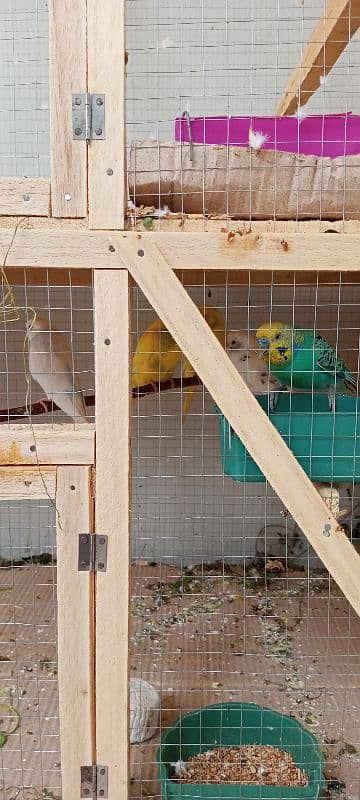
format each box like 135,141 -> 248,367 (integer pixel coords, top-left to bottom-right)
1,0 -> 360,797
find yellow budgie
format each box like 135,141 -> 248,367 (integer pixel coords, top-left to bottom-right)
132,316 -> 182,389
182,306 -> 226,418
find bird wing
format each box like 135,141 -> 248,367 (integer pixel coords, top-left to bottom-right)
29,330 -> 87,420
315,335 -> 356,385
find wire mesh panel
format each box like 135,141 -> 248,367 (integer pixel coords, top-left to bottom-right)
129,272 -> 360,799
125,0 -> 360,221
0,0 -> 49,178
0,499 -> 60,800
0,270 -> 94,426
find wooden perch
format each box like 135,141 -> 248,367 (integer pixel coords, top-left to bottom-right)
0,376 -> 202,423
277,0 -> 360,115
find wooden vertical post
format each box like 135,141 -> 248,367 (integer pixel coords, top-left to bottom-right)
94,270 -> 130,796
49,0 -> 88,216
87,1 -> 126,228
57,466 -> 95,799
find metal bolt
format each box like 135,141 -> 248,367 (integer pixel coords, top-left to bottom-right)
98,562 -> 104,570
70,484 -> 76,491
106,168 -> 113,176
104,338 -> 111,345
74,127 -> 82,136
100,768 -> 106,775
138,249 -> 144,257
80,561 -> 87,568
109,245 -> 115,252
80,535 -> 88,544
75,97 -> 82,106
95,127 -> 103,136
323,524 -> 331,537
30,444 -> 36,452
96,97 -> 103,106
99,537 -> 106,545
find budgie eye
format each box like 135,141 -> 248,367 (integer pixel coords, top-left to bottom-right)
275,334 -> 280,340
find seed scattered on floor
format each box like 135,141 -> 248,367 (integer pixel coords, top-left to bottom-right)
173,745 -> 308,786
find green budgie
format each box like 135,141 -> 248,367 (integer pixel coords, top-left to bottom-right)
256,321 -> 357,411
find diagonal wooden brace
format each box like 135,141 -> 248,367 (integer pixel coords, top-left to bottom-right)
122,234 -> 360,616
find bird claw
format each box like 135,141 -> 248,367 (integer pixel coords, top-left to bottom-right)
269,391 -> 278,412
328,388 -> 336,412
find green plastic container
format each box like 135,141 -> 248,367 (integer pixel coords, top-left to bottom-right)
216,394 -> 360,483
157,702 -> 325,800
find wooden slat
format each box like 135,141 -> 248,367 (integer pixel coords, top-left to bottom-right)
0,466 -> 56,499
88,0 -> 125,228
0,425 -> 95,465
5,228 -> 360,271
56,466 -> 95,800
49,0 -> 87,217
277,0 -> 360,115
94,271 -> 130,797
123,236 -> 360,616
0,179 -> 50,216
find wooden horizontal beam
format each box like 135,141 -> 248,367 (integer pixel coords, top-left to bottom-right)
2,227 -> 360,271
0,466 -> 56,499
277,0 -> 360,115
124,236 -> 360,617
0,179 -> 50,217
0,425 -> 95,465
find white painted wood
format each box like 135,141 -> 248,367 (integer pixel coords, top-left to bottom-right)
0,466 -> 56,499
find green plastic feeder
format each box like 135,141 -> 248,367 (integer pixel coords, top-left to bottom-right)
216,394 -> 360,483
157,702 -> 325,800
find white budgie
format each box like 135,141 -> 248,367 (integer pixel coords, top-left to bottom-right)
27,316 -> 87,422
227,329 -> 283,411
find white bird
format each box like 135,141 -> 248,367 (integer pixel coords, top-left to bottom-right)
227,329 -> 283,410
27,316 -> 87,422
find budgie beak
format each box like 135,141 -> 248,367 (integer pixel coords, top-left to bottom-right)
257,336 -> 269,352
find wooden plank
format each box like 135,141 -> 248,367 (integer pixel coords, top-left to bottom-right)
94,271 -> 130,798
0,425 -> 95,465
0,466 -> 56,499
56,466 -> 95,800
0,179 -> 50,216
277,0 -> 360,115
123,236 -> 360,616
88,0 -> 125,228
49,0 -> 87,217
6,228 -> 360,271
3,216 -> 360,234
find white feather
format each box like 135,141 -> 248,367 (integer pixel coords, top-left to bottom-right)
27,316 -> 87,423
154,205 -> 170,218
294,105 -> 308,120
248,128 -> 268,150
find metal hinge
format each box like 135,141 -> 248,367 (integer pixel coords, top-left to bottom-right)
81,765 -> 108,799
78,534 -> 108,572
72,93 -> 105,141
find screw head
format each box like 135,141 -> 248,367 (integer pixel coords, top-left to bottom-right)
104,338 -> 111,345
99,537 -> 106,545
109,244 -> 115,252
95,127 -> 102,136
75,97 -> 82,106
74,127 -> 82,136
80,535 -> 88,544
106,168 -> 113,176
96,97 -> 103,106
98,562 -> 104,570
30,444 -> 36,452
138,249 -> 144,257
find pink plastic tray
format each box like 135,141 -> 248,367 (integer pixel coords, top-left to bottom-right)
175,113 -> 360,158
